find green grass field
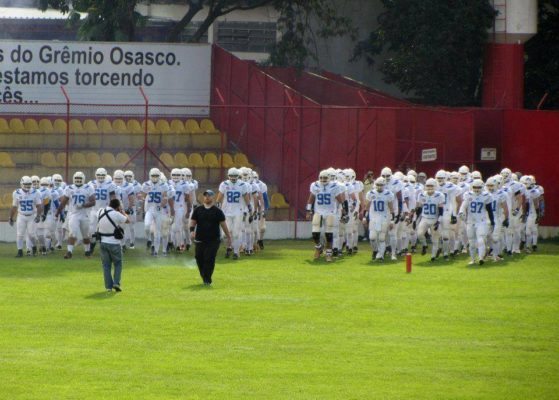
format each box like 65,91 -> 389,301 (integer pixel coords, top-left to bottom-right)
0,240 -> 558,399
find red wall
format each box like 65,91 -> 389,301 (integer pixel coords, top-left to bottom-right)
502,110 -> 559,226
482,43 -> 524,109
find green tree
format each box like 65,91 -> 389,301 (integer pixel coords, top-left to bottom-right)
354,0 -> 495,106
524,0 -> 559,110
39,0 -> 353,69
39,0 -> 144,41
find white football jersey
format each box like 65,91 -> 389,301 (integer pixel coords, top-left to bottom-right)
438,182 -> 459,214
366,189 -> 394,219
116,182 -> 135,209
417,191 -> 445,220
142,181 -> 169,212
219,180 -> 249,216
386,178 -> 404,214
63,184 -> 96,216
310,181 -> 344,215
12,188 -> 42,216
488,190 -> 508,220
525,187 -> 541,217
461,191 -> 493,224
172,180 -> 192,209
89,180 -> 117,210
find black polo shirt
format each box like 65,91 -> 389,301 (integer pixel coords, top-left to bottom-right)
191,205 -> 226,242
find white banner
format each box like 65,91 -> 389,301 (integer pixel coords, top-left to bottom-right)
480,147 -> 497,160
421,148 -> 437,162
0,40 -> 211,115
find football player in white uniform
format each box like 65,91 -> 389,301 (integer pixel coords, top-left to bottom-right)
459,179 -> 495,265
124,170 -> 142,248
182,168 -> 198,250
380,167 -> 405,260
113,170 -> 136,250
142,168 -> 171,256
485,177 -> 509,261
415,178 -> 445,261
521,176 -> 541,254
56,171 -> 96,259
158,173 -> 176,256
364,178 -> 395,261
435,170 -> 461,260
501,168 -> 526,255
51,173 -> 67,250
10,176 -> 43,257
88,168 -> 117,254
306,170 -> 347,262
216,168 -> 251,259
36,177 -> 58,255
344,168 -> 364,255
169,168 -> 193,253
239,167 -> 262,256
252,171 -> 268,250
530,175 -> 545,251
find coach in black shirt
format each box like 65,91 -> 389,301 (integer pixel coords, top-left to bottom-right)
190,189 -> 232,286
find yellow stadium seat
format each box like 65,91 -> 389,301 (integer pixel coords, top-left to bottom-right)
159,152 -> 175,168
204,152 -> 219,168
219,153 -> 235,168
156,119 -> 171,134
101,152 -> 116,167
53,119 -> 67,134
56,152 -> 67,166
200,119 -> 218,133
115,152 -> 132,166
271,193 -> 289,208
9,118 -> 24,133
0,118 -> 9,133
70,152 -> 87,167
98,119 -> 113,134
170,120 -> 185,134
184,119 -> 202,134
83,119 -> 99,134
0,152 -> 15,167
24,118 -> 39,133
39,119 -> 54,134
85,152 -> 101,165
188,153 -> 205,168
234,153 -> 252,167
70,119 -> 84,134
40,152 -> 58,167
112,119 -> 128,134
127,119 -> 143,134
142,119 -> 158,134
174,152 -> 189,166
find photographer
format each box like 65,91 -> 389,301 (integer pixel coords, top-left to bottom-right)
96,198 -> 130,293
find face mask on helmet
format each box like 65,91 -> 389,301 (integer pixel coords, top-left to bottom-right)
381,167 -> 392,181
95,168 -> 107,183
149,168 -> 161,183
31,176 -> 40,189
124,171 -> 134,183
374,178 -> 385,192
171,169 -> 181,183
20,176 -> 32,191
73,172 -> 85,186
319,171 -> 329,185
425,178 -> 436,194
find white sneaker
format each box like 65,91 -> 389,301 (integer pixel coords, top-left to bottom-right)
468,260 -> 475,265
391,255 -> 397,261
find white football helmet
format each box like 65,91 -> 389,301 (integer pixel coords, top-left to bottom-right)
40,177 -> 51,187
171,168 -> 182,183
95,167 -> 107,183
393,171 -> 405,181
435,169 -> 447,185
520,175 -> 533,188
31,175 -> 40,189
182,168 -> 192,181
20,176 -> 32,191
374,177 -> 385,192
500,168 -> 511,181
472,179 -> 484,195
252,170 -> 259,180
240,167 -> 252,182
160,173 -> 167,184
485,177 -> 497,192
407,174 -> 416,183
511,173 -> 518,182
494,175 -> 503,188
449,171 -> 460,184
52,173 -> 63,188
380,167 -> 392,181
73,171 -> 85,186
113,170 -> 124,186
124,170 -> 134,183
471,171 -> 482,180
228,167 -> 240,183
149,168 -> 161,183
425,178 -> 437,195
407,169 -> 417,178
319,170 -> 330,185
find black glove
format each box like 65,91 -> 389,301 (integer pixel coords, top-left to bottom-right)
450,215 -> 457,225
60,213 -> 66,223
34,215 -> 40,223
521,214 -> 527,223
412,221 -> 416,230
502,218 -> 509,228
394,214 -> 400,224
9,218 -> 14,227
433,221 -> 440,231
248,214 -> 253,223
125,208 -> 134,215
340,214 -> 349,224
41,214 -> 47,222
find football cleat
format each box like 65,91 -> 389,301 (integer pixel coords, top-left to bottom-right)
32,246 -> 37,256
257,240 -> 264,250
352,246 -> 358,254
391,255 -> 397,261
146,240 -> 152,250
479,259 -> 485,266
468,260 -> 475,265
430,257 -> 436,262
313,246 -> 323,260
225,247 -> 232,258
232,253 -> 239,260
421,246 -> 427,256
129,243 -> 135,249
64,251 -> 72,259
85,251 -> 91,258
15,249 -> 23,258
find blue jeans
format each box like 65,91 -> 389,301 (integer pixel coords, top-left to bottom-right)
100,242 -> 122,289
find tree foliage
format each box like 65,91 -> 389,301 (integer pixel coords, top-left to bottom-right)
524,0 -> 559,110
39,0 -> 354,70
39,0 -> 145,41
354,0 -> 495,106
